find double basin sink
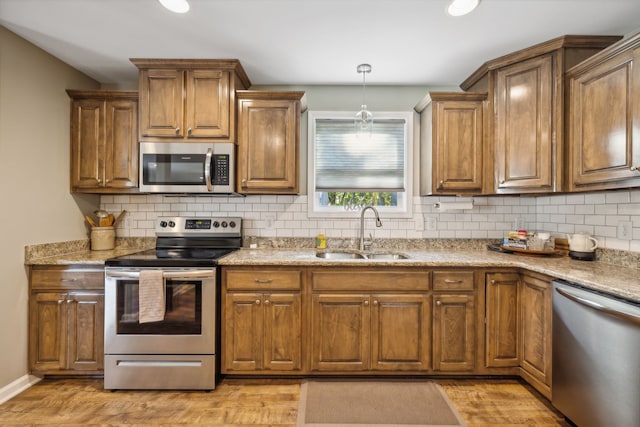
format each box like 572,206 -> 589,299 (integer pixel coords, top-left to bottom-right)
316,251 -> 409,260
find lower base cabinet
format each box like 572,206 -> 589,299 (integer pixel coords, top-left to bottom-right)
310,293 -> 431,372
29,266 -> 104,375
432,293 -> 475,371
222,269 -> 302,373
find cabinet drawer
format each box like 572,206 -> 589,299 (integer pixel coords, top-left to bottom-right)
312,270 -> 429,291
30,267 -> 104,290
433,271 -> 475,291
225,270 -> 301,290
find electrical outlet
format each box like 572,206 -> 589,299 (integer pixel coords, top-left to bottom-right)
425,216 -> 437,231
263,213 -> 276,229
617,221 -> 632,240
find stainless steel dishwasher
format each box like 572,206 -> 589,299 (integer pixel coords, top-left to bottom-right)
552,280 -> 640,427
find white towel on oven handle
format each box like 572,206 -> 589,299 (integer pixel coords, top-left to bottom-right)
138,270 -> 165,323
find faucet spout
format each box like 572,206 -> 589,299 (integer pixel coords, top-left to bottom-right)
359,206 -> 383,251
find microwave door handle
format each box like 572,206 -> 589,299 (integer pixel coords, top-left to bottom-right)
205,148 -> 213,192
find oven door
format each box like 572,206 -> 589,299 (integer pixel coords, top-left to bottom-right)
104,268 -> 215,355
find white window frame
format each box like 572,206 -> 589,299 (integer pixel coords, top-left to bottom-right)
307,110 -> 414,219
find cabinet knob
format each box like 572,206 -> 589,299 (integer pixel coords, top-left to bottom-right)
264,299 -> 270,305
255,299 -> 261,305
66,299 -> 73,304
373,300 -> 378,305
499,180 -> 505,185
631,166 -> 640,172
242,179 -> 247,184
491,279 -> 496,285
187,127 -> 192,135
437,180 -> 444,190
175,127 -> 180,134
57,299 -> 64,304
364,300 -> 369,306
436,300 -> 442,306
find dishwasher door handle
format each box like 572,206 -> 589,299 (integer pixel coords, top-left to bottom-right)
555,287 -> 640,325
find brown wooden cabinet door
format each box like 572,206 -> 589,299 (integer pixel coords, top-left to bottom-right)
311,294 -> 370,371
568,45 -> 640,191
66,292 -> 104,371
237,94 -> 301,194
495,54 -> 555,193
70,99 -> 103,189
519,274 -> 552,391
263,293 -> 302,371
104,99 -> 138,189
29,292 -> 67,372
139,69 -> 185,138
433,98 -> 485,194
371,294 -> 430,371
433,293 -> 475,371
224,292 -> 263,371
185,69 -> 230,139
485,272 -> 520,367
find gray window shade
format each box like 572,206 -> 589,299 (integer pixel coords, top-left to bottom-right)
315,118 -> 406,191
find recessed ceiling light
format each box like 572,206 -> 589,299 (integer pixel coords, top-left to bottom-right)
446,0 -> 480,17
158,0 -> 190,14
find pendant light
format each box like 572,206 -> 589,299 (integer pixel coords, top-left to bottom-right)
355,64 -> 373,134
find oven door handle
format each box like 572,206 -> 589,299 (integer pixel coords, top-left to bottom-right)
106,269 -> 215,279
205,148 -> 213,192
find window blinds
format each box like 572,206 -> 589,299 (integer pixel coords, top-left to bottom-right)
314,118 -> 406,191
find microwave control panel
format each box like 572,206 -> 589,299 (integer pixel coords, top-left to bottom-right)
212,154 -> 230,185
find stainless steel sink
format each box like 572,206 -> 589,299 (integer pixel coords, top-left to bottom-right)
366,253 -> 409,260
315,251 -> 409,260
315,252 -> 366,259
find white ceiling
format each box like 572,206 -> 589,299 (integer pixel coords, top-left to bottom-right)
1,0 -> 639,88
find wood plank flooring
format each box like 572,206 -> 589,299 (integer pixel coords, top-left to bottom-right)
0,377 -> 570,426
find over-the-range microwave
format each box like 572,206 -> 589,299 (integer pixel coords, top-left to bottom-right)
139,142 -> 235,194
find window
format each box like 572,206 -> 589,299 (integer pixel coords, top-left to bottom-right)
308,111 -> 413,217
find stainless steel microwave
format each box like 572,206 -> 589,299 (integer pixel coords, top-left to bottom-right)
139,142 -> 235,194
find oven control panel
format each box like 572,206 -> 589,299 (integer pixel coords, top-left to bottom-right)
156,216 -> 242,236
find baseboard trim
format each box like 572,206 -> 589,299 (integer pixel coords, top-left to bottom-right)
0,374 -> 42,405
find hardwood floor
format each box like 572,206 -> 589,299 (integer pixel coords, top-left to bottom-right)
0,377 -> 569,426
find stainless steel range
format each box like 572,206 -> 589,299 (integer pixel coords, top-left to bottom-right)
104,216 -> 241,390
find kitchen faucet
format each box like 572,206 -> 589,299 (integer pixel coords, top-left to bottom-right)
359,206 -> 383,250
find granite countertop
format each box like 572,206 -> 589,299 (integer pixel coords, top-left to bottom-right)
218,248 -> 640,303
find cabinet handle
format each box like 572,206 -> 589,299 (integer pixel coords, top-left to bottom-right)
436,300 -> 442,306
444,279 -> 463,284
60,278 -> 77,283
364,300 -> 369,306
254,278 -> 273,284
255,299 -> 261,305
631,166 -> 640,172
175,127 -> 180,134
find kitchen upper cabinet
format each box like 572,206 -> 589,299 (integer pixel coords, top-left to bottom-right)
29,266 -> 104,375
67,90 -> 138,193
494,55 -> 554,193
461,35 -> 621,194
131,59 -> 251,142
519,272 -> 552,399
236,91 -> 306,194
416,92 -> 488,195
566,32 -> 640,191
222,269 -> 302,373
485,272 -> 520,368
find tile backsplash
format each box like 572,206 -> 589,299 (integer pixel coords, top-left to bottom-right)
101,188 -> 640,253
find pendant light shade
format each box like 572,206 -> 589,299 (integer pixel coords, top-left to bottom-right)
355,64 -> 373,134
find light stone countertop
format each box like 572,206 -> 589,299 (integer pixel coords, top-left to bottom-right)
218,248 -> 640,303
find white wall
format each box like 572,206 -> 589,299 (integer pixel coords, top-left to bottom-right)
0,26 -> 100,388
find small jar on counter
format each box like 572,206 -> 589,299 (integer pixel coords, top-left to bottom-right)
91,226 -> 115,250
